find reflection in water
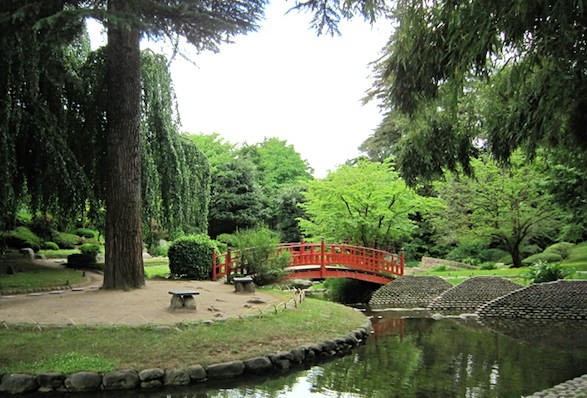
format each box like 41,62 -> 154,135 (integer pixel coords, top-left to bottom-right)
33,315 -> 587,398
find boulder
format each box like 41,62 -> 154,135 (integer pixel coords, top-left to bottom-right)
205,361 -> 245,379
187,365 -> 207,381
243,357 -> 273,374
139,368 -> 164,382
163,369 -> 190,386
64,372 -> 102,392
37,373 -> 65,389
0,374 -> 39,394
103,370 -> 139,390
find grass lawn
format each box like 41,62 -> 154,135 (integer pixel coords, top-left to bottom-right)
144,258 -> 170,279
0,293 -> 367,374
0,268 -> 85,291
561,241 -> 587,272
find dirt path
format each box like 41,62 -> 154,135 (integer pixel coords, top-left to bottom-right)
0,272 -> 283,326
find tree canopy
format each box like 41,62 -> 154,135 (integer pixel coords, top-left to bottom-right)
299,160 -> 439,249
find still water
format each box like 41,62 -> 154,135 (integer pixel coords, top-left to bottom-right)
39,313 -> 587,398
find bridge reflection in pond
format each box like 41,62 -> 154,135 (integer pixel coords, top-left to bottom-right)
57,314 -> 587,398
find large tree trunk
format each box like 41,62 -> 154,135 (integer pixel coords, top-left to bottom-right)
103,0 -> 145,289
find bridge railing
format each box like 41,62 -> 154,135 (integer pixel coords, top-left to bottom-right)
212,240 -> 403,281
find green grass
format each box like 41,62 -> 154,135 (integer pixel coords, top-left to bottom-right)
561,242 -> 587,272
38,249 -> 78,259
0,295 -> 367,374
144,258 -> 170,278
0,268 -> 85,291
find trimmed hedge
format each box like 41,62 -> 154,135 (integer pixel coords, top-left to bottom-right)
42,241 -> 60,250
521,252 -> 563,266
75,228 -> 98,239
168,234 -> 215,280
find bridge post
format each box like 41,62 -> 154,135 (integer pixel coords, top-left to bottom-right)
212,250 -> 217,281
321,238 -> 326,278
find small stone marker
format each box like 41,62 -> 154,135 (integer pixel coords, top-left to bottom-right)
71,288 -> 84,292
49,291 -> 65,295
233,277 -> 255,293
27,293 -> 43,297
168,291 -> 199,310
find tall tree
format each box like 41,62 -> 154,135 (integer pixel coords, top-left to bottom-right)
1,1 -> 267,289
299,160 -> 439,249
433,153 -> 565,267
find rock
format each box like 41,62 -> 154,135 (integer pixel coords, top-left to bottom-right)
64,371 -> 102,392
103,370 -> 139,390
0,373 -> 39,394
19,248 -> 34,260
205,361 -> 245,379
243,357 -> 274,374
36,373 -> 65,389
290,279 -> 313,289
163,369 -> 190,386
140,380 -> 162,389
320,340 -> 338,353
187,365 -> 206,381
139,368 -> 165,382
290,348 -> 306,363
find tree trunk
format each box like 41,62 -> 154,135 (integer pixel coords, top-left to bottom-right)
103,0 -> 145,289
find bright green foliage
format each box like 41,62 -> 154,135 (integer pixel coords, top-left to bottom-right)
299,160 -> 440,249
168,234 -> 215,280
274,184 -> 308,243
185,133 -> 236,172
434,153 -> 565,267
208,159 -> 267,238
522,253 -> 563,266
544,242 -> 575,260
231,227 -> 290,286
42,241 -> 60,250
79,243 -> 101,255
75,228 -> 97,239
523,261 -> 574,284
240,138 -> 313,196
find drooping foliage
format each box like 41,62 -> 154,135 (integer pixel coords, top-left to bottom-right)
364,0 -> 587,182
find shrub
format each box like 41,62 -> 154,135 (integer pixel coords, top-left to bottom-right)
168,234 -> 215,280
67,253 -> 99,269
479,248 -> 509,263
445,238 -> 489,262
79,243 -> 102,255
432,265 -> 447,272
479,262 -> 497,270
52,232 -> 82,249
544,242 -> 575,260
497,253 -> 513,265
1,226 -> 43,251
521,244 -> 542,257
75,228 -> 98,239
521,252 -> 563,266
462,257 -> 480,266
148,245 -> 168,257
523,260 -> 574,284
42,241 -> 60,250
232,227 -> 289,286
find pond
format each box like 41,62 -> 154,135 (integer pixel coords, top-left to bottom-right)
37,311 -> 587,398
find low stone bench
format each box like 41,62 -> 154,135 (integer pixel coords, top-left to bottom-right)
168,291 -> 199,310
233,277 -> 255,294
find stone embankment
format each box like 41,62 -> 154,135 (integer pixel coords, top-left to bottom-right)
428,276 -> 522,314
523,374 -> 587,398
0,326 -> 370,395
369,275 -> 452,309
477,280 -> 587,320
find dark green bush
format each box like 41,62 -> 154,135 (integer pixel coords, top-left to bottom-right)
523,260 -> 574,284
148,245 -> 168,257
544,242 -> 575,260
479,262 -> 497,270
1,227 -> 43,251
479,248 -> 509,262
232,227 -> 289,286
497,253 -> 513,265
521,252 -> 563,266
42,241 -> 60,250
67,253 -> 100,270
79,243 -> 102,255
52,232 -> 82,249
75,228 -> 98,239
521,244 -> 542,257
168,234 -> 215,280
445,238 -> 489,262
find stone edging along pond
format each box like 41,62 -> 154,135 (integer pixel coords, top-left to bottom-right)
0,323 -> 372,395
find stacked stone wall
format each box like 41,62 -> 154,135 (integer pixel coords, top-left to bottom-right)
477,280 -> 587,320
428,277 -> 522,314
369,276 -> 452,309
421,257 -> 476,269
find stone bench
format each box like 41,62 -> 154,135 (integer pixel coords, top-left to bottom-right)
168,291 -> 199,310
233,277 -> 255,293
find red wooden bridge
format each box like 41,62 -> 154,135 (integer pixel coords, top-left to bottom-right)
212,240 -> 403,285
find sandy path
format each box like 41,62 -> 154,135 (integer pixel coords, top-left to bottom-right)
0,273 -> 282,326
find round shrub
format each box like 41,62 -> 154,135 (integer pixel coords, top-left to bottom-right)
168,234 -> 215,280
479,262 -> 497,270
52,231 -> 82,249
75,228 -> 98,239
0,226 -> 43,251
80,243 -> 102,255
42,241 -> 60,250
521,252 -> 563,266
544,242 -> 575,260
